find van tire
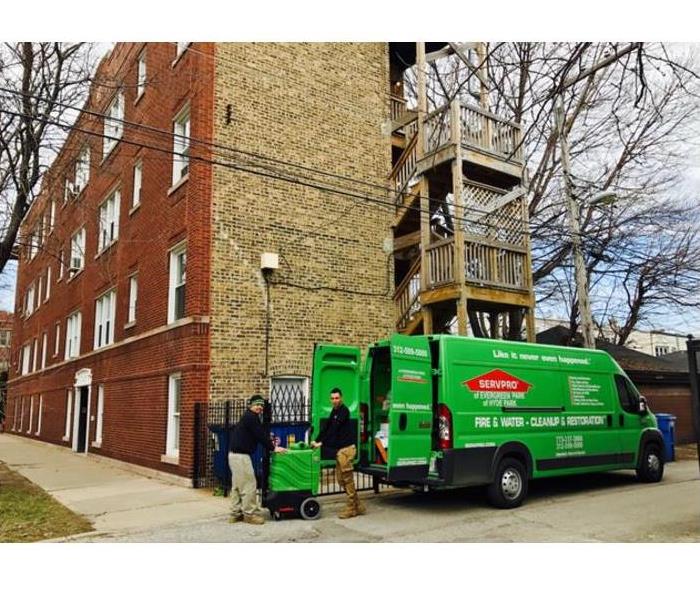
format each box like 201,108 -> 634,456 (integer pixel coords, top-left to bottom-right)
487,458 -> 528,509
636,443 -> 664,483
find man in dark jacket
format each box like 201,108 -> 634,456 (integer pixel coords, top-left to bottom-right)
228,395 -> 286,525
310,387 -> 364,518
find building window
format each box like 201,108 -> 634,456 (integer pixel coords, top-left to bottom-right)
49,199 -> 56,232
137,52 -> 147,99
31,338 -> 38,372
74,146 -> 91,193
165,373 -> 182,458
655,345 -> 670,357
37,277 -> 43,308
64,176 -> 75,203
270,376 -> 310,423
41,332 -> 47,369
103,92 -> 124,158
28,230 -> 38,259
45,266 -> 51,302
70,228 -> 86,275
19,397 -> 25,432
20,343 -> 30,375
65,311 -> 82,359
0,329 -> 10,346
127,275 -> 138,324
64,390 -> 73,440
27,396 -> 34,434
168,244 -> 186,323
172,106 -> 190,185
36,395 -> 43,436
25,281 -> 36,316
95,384 -> 104,446
54,321 -> 60,356
98,190 -> 120,251
132,161 -> 142,208
175,42 -> 190,59
59,248 -> 66,279
94,289 -> 116,349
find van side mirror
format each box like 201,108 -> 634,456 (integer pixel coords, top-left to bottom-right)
638,396 -> 648,414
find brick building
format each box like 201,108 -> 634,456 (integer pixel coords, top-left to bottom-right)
6,42 -> 529,483
5,42 -> 396,482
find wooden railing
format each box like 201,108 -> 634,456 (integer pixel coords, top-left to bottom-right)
426,238 -> 455,287
422,102 -> 523,163
390,95 -> 407,122
388,131 -> 418,204
425,237 -> 528,291
423,105 -> 451,154
460,104 -> 523,162
394,257 -> 422,330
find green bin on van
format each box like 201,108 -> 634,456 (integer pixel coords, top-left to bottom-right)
311,334 -> 665,508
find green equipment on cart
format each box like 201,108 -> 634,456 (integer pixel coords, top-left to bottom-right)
263,442 -> 322,520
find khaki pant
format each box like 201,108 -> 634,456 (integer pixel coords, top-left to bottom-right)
228,452 -> 262,517
335,445 -> 357,503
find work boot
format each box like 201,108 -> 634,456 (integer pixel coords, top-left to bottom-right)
228,514 -> 243,524
338,501 -> 358,519
355,498 -> 366,515
243,513 -> 265,525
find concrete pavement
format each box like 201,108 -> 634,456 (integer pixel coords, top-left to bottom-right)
0,434 -> 228,537
97,460 -> 700,542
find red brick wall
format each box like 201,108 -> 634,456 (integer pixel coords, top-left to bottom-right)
6,43 -> 215,479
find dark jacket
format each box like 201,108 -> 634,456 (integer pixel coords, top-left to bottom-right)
229,410 -> 274,455
315,403 -> 355,452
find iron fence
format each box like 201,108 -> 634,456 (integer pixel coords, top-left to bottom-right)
193,394 -> 382,496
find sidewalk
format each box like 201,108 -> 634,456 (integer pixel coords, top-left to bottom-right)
0,434 -> 228,538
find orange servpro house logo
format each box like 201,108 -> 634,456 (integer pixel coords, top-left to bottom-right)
462,370 -> 532,407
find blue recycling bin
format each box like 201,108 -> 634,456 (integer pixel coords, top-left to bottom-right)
655,413 -> 677,462
208,425 -> 232,488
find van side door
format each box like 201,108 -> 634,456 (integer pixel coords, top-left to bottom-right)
613,374 -> 644,465
387,334 -> 434,482
311,344 -> 362,464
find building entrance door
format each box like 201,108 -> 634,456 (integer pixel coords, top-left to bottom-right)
76,386 -> 89,453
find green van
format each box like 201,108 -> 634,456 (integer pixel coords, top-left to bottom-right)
311,334 -> 665,508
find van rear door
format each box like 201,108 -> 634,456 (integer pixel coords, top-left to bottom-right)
387,334 -> 434,482
311,344 -> 362,462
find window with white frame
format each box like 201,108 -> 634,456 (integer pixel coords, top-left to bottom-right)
54,321 -> 60,356
64,176 -> 74,203
58,248 -> 65,279
168,244 -> 186,323
31,338 -> 38,372
172,106 -> 190,185
37,277 -> 42,308
0,330 -> 10,346
70,228 -> 85,274
94,289 -> 116,349
28,230 -> 37,259
25,282 -> 35,316
41,332 -> 47,369
64,390 -> 72,440
103,92 -> 124,157
95,384 -> 104,445
270,376 -> 310,423
137,52 -> 147,98
12,398 -> 18,430
98,190 -> 120,251
49,199 -> 56,232
74,146 -> 91,193
127,275 -> 138,324
19,397 -> 25,431
45,266 -> 51,301
65,311 -> 82,359
165,373 -> 182,458
21,343 -> 31,375
132,161 -> 142,207
36,395 -> 43,435
27,396 -> 34,433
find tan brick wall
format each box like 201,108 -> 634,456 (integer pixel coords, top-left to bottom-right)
210,43 -> 395,403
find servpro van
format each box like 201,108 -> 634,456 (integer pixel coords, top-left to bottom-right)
311,334 -> 665,508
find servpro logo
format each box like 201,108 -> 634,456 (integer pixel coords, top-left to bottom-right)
462,370 -> 532,407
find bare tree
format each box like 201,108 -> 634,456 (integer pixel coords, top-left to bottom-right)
0,42 -> 97,274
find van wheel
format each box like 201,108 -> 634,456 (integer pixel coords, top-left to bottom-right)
636,444 -> 664,483
300,498 -> 321,520
487,458 -> 528,509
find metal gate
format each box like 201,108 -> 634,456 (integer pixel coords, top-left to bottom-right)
685,337 -> 700,474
